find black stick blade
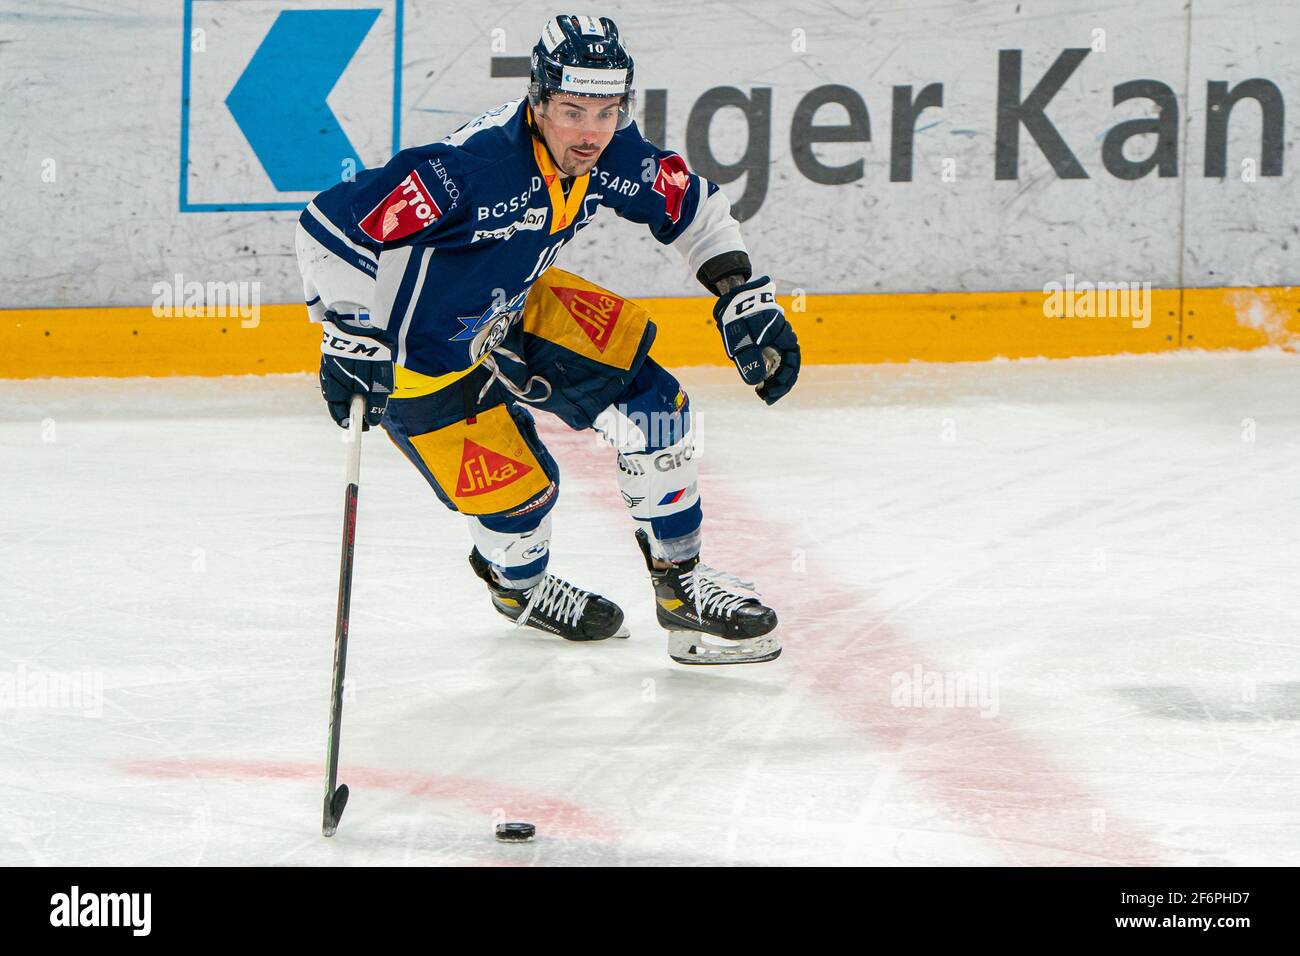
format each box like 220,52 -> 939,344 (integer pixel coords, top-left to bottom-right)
322,784 -> 350,837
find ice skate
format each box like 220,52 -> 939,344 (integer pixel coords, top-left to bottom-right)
634,530 -> 782,665
469,548 -> 629,641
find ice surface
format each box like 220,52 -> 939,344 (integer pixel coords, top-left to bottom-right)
2,351 -> 1299,865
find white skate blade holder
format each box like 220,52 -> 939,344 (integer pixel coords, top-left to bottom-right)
667,629 -> 782,665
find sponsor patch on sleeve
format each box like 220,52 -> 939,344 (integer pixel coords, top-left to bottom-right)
652,154 -> 691,223
358,169 -> 443,242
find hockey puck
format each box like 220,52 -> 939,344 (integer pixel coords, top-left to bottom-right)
495,822 -> 536,843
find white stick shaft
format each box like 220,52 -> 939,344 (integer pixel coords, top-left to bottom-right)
345,394 -> 365,483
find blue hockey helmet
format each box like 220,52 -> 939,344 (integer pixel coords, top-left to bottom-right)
529,15 -> 635,129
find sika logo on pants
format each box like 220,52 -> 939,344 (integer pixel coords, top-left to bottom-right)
548,286 -> 624,353
408,405 -> 551,515
524,268 -> 649,371
457,438 -> 532,497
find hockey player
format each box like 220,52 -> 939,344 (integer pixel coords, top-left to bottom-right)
295,15 -> 800,664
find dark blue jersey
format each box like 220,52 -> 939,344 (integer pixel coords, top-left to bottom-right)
299,98 -> 745,379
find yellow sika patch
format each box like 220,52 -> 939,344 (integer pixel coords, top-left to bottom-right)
408,404 -> 550,515
524,267 -> 649,370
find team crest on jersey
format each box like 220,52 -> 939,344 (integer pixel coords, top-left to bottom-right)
358,170 -> 442,242
652,155 -> 691,223
548,286 -> 624,353
457,438 -> 533,497
451,289 -> 529,360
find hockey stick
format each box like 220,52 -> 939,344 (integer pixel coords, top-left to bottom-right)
322,394 -> 365,837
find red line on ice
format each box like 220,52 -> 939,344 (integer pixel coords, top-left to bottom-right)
537,416 -> 1165,866
118,758 -> 619,844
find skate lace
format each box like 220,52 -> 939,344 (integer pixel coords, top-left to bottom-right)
519,574 -> 591,628
683,564 -> 758,619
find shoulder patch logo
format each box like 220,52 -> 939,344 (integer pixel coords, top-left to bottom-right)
359,170 -> 442,242
457,438 -> 532,497
652,154 -> 691,223
549,286 -> 624,353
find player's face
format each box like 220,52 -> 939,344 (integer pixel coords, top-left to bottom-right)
537,95 -> 622,177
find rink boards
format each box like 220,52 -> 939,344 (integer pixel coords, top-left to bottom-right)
1,284 -> 1297,378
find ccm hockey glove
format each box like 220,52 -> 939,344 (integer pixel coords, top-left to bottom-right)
318,308 -> 394,429
712,275 -> 801,405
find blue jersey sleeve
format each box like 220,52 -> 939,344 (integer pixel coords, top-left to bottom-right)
592,123 -> 748,280
592,123 -> 708,244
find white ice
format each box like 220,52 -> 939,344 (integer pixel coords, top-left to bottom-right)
2,351 -> 1299,865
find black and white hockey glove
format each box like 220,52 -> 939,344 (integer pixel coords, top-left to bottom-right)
712,275 -> 801,405
318,308 -> 394,429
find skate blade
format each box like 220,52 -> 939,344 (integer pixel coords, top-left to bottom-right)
666,629 -> 782,666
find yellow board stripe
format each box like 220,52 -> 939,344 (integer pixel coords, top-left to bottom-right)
1,286 -> 1296,379
0,304 -> 316,378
